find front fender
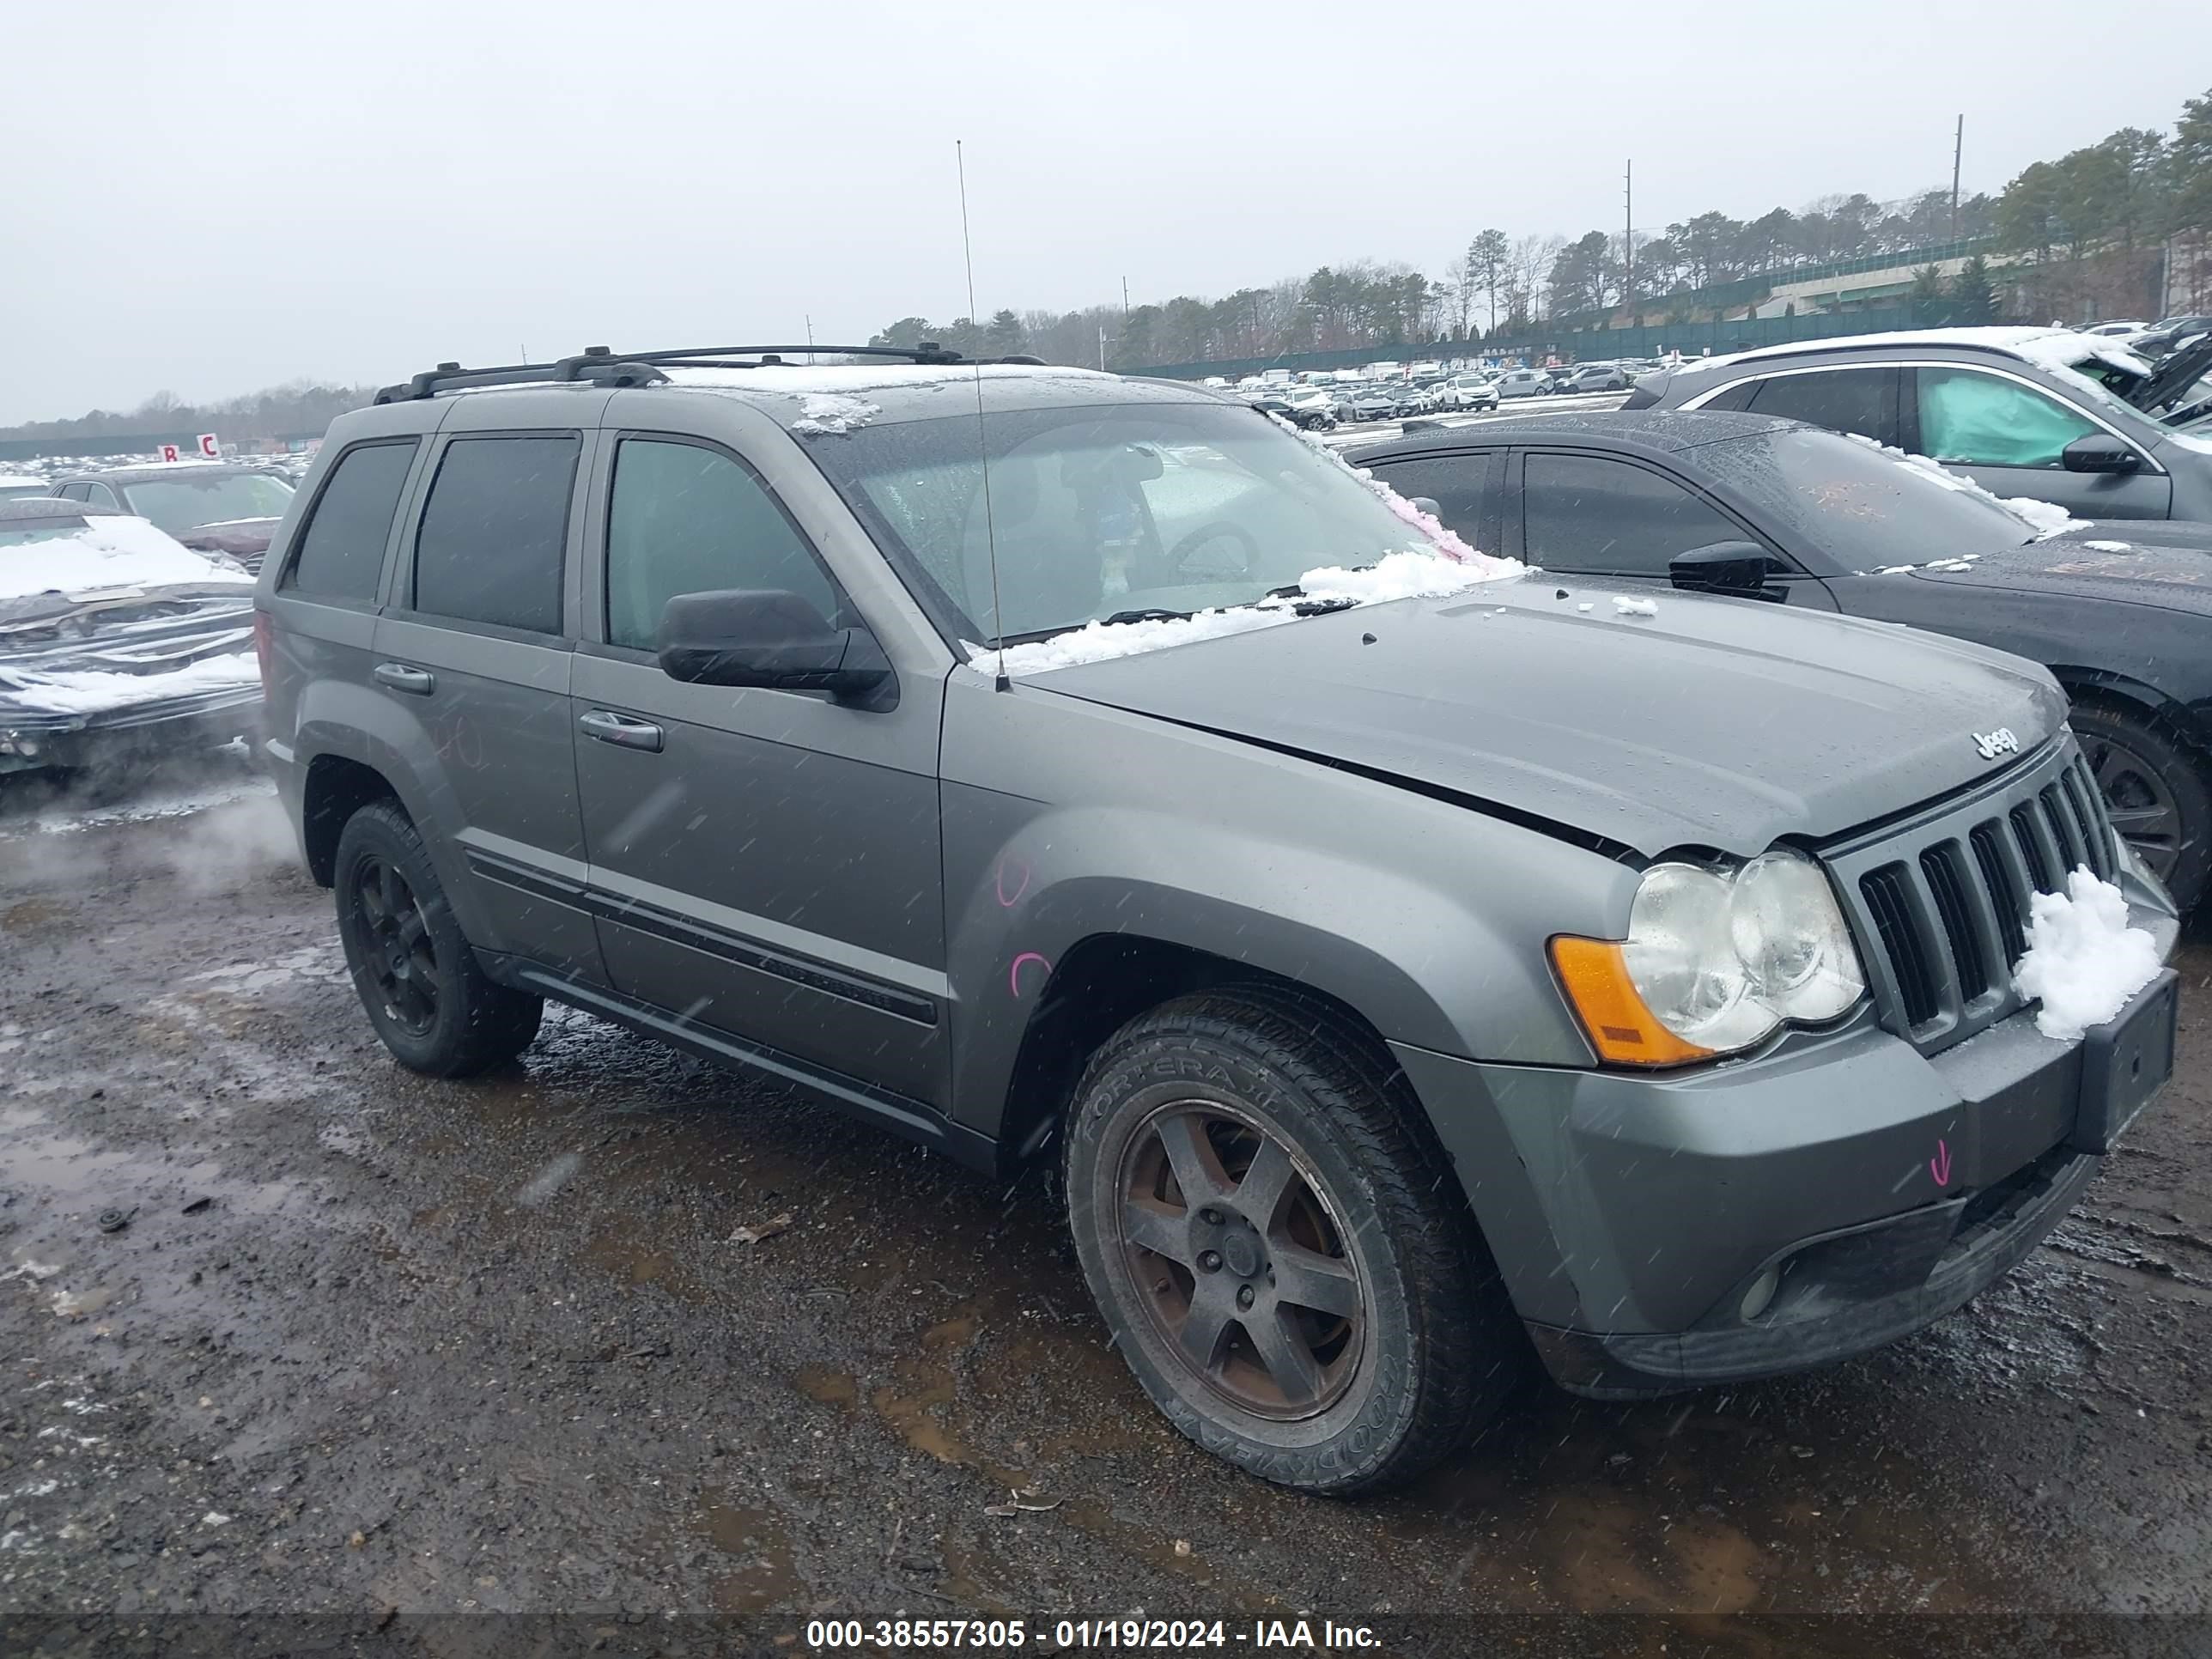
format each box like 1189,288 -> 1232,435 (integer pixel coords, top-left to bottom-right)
939,676 -> 1632,1141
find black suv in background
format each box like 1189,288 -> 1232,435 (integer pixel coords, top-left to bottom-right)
254,343 -> 2177,1494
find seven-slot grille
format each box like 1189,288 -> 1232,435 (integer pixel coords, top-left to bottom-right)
1829,746 -> 2118,1050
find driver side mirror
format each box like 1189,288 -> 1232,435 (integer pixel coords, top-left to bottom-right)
1669,540 -> 1779,600
657,589 -> 896,709
2061,434 -> 2144,475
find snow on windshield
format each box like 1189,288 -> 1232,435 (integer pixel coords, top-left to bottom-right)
961,415 -> 1521,676
1836,431 -> 2082,547
0,515 -> 249,603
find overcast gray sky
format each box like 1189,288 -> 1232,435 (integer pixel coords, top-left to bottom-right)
3,0 -> 2209,425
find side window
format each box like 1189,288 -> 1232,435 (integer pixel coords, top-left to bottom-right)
85,483 -> 120,509
282,440 -> 416,602
55,483 -> 89,501
1695,382 -> 1759,413
604,438 -> 840,650
1365,455 -> 1499,547
1522,453 -> 1747,578
1916,368 -> 2100,468
1746,368 -> 1893,442
411,434 -> 579,635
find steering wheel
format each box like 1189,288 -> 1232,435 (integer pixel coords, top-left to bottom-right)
1168,520 -> 1263,579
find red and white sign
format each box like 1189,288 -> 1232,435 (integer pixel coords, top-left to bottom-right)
195,432 -> 221,459
157,442 -> 182,463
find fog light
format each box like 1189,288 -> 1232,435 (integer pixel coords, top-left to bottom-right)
1740,1266 -> 1781,1322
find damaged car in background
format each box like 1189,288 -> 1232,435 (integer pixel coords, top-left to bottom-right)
0,498 -> 260,776
49,462 -> 297,574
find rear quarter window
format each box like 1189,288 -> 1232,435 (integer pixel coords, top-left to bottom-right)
410,434 -> 580,634
282,440 -> 418,602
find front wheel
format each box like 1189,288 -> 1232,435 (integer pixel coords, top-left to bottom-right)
1064,990 -> 1522,1495
2072,701 -> 2212,908
333,799 -> 544,1075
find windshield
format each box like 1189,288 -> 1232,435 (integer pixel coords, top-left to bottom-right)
1710,428 -> 2036,568
119,471 -> 294,534
804,401 -> 1467,643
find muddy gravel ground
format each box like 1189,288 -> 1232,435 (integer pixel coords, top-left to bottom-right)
3,767 -> 2210,1658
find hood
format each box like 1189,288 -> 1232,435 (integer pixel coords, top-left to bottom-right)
1028,582 -> 2064,859
1905,526 -> 2212,615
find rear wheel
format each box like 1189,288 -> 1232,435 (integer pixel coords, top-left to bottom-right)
333,799 -> 543,1075
1064,989 -> 1522,1495
2072,700 -> 2212,908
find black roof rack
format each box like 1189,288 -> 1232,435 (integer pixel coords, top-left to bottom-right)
374,342 -> 1053,404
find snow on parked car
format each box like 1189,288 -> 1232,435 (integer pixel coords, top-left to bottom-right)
0,499 -> 258,777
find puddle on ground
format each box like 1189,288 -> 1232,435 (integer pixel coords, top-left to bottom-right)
693,1498 -> 801,1614
793,1367 -> 858,1410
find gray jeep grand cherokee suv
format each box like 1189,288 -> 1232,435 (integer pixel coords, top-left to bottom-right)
256,343 -> 2180,1495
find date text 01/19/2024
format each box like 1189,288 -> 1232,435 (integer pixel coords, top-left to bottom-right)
804,1618 -> 1382,1650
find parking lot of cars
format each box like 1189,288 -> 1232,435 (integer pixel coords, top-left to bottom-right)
6,322 -> 2212,1639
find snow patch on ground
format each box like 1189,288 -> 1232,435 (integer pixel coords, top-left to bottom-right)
2011,869 -> 2162,1041
2081,539 -> 2133,551
789,393 -> 882,435
1612,596 -> 1658,617
0,649 -> 259,714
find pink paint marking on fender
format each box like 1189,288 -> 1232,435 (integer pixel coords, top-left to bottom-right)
1008,951 -> 1051,996
1929,1138 -> 1953,1187
994,858 -> 1031,908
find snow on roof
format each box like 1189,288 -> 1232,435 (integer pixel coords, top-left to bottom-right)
1681,326 -> 2148,380
0,515 -> 250,602
660,362 -> 1117,397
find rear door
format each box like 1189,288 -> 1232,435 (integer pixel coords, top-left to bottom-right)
374,397 -> 604,981
1512,448 -> 1838,609
1905,364 -> 2172,519
569,404 -> 950,1109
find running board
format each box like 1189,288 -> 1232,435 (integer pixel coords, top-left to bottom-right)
498,959 -> 996,1173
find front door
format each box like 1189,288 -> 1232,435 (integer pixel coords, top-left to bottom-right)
1907,365 -> 2173,520
570,431 -> 949,1109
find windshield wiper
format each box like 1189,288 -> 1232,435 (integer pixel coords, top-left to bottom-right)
1266,581 -> 1359,617
1099,607 -> 1193,625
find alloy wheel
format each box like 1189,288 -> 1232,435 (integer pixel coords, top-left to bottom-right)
1111,1101 -> 1366,1420
2084,729 -> 2183,880
353,854 -> 439,1036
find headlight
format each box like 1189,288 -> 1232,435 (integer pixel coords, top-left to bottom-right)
1553,848 -> 1866,1066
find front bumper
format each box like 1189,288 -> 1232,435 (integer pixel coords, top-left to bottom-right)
0,685 -> 262,775
1390,894 -> 2179,1398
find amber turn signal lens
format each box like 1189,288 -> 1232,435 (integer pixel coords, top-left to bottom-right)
1548,936 -> 1715,1068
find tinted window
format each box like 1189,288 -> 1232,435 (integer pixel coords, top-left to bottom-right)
1697,382 -> 1760,412
84,483 -> 120,509
605,439 -> 839,649
1366,455 -> 1499,547
1522,453 -> 1746,577
284,441 -> 416,602
1746,368 -> 1893,442
411,434 -> 578,633
1916,368 -> 2101,468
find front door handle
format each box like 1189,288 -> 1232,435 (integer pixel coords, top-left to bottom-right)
578,709 -> 665,753
374,662 -> 435,696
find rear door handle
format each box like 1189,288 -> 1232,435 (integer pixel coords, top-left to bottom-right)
578,709 -> 665,753
374,662 -> 435,696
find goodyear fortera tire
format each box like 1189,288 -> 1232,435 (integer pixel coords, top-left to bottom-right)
1063,988 -> 1522,1495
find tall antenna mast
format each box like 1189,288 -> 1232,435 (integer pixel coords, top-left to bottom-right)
1950,114 -> 1964,238
957,140 -> 1009,692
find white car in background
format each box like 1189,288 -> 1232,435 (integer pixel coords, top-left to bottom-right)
1431,374 -> 1501,411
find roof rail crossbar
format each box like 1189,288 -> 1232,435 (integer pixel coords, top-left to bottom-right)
374,342 -> 1060,404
